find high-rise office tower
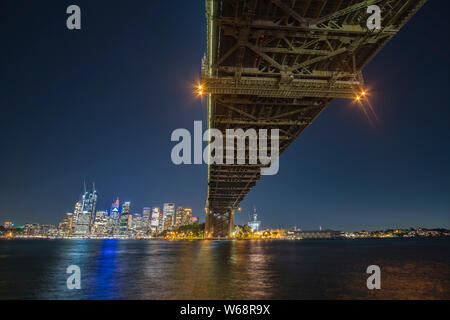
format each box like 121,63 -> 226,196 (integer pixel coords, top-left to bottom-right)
142,207 -> 151,231
73,201 -> 82,222
59,213 -> 73,236
163,203 -> 175,229
163,215 -> 173,231
71,200 -> 83,232
151,207 -> 160,233
158,211 -> 164,233
122,202 -> 131,214
127,214 -> 133,230
175,206 -> 184,227
142,207 -> 151,219
119,201 -> 131,235
109,197 -> 121,234
119,214 -> 129,235
183,208 -> 193,226
92,211 -> 108,235
74,183 -> 97,235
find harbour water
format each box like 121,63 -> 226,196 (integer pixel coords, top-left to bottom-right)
0,238 -> 449,299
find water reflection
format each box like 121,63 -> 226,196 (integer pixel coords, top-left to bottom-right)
88,239 -> 119,299
0,238 -> 448,299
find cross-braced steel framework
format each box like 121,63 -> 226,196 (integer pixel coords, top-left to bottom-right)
202,0 -> 427,237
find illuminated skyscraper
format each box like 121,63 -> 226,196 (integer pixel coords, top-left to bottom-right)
59,213 -> 73,236
163,203 -> 175,230
92,211 -> 108,235
175,207 -> 193,227
109,197 -> 120,234
74,183 -> 97,235
142,207 -> 151,219
142,207 -> 151,231
73,201 -> 82,222
119,202 -> 131,235
71,200 -> 83,232
175,206 -> 184,227
151,207 -> 160,233
163,215 -> 173,231
183,208 -> 192,226
122,202 -> 131,214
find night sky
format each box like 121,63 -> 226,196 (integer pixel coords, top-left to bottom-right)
1,1 -> 449,231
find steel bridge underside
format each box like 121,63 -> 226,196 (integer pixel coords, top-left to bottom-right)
202,0 -> 427,237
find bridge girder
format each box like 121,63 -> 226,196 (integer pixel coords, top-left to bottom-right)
203,0 -> 427,237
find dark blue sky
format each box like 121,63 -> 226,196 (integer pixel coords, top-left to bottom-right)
0,1 -> 448,231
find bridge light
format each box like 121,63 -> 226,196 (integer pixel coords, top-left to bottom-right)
361,90 -> 367,96
355,96 -> 361,102
195,83 -> 206,97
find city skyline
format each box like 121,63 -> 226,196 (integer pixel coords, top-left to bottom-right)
0,1 -> 449,231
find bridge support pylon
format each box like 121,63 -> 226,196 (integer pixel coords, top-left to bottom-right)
204,210 -> 235,239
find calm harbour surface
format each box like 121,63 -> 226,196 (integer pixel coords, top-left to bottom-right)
0,238 -> 449,300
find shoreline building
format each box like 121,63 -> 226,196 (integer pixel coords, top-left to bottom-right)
109,198 -> 121,234
71,201 -> 82,233
248,208 -> 261,231
74,183 -> 97,236
151,207 -> 160,234
119,201 -> 131,235
175,207 -> 194,227
163,203 -> 175,230
175,206 -> 184,227
183,208 -> 192,226
92,211 -> 108,235
59,213 -> 73,236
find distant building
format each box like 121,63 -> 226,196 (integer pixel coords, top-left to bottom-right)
119,214 -> 130,235
92,211 -> 108,235
41,224 -> 58,236
183,208 -> 192,226
163,203 -> 175,230
73,183 -> 97,235
59,213 -> 73,236
151,207 -> 160,233
142,207 -> 151,230
3,221 -> 13,229
142,207 -> 151,219
175,206 -> 185,227
163,215 -> 173,231
82,184 -> 98,231
119,202 -> 132,235
290,230 -> 343,239
23,223 -> 41,236
132,214 -> 146,235
158,211 -> 164,233
248,208 -> 261,231
71,201 -> 82,232
175,207 -> 193,227
109,198 -> 121,234
191,216 -> 199,224
74,213 -> 90,235
122,202 -> 131,214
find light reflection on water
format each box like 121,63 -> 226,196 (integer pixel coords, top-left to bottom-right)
0,238 -> 449,299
